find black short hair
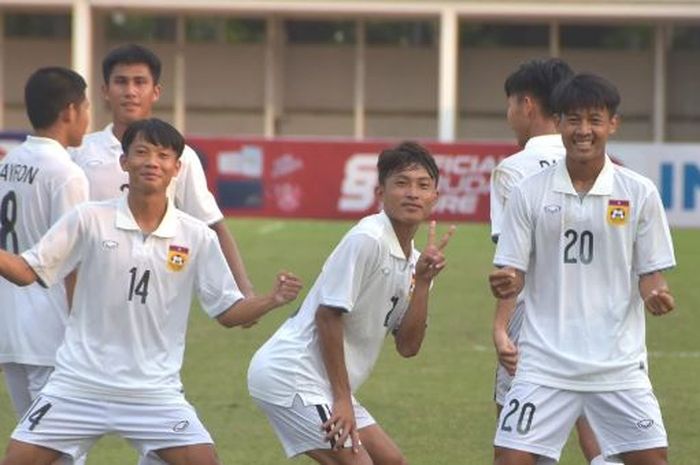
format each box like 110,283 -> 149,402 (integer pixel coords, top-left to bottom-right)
551,73 -> 621,117
102,44 -> 162,84
24,67 -> 87,130
377,141 -> 439,186
122,118 -> 185,158
504,58 -> 574,116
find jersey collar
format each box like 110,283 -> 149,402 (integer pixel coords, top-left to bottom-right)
102,123 -> 123,155
378,210 -> 415,261
523,134 -> 563,150
25,135 -> 71,161
552,155 -> 614,196
115,195 -> 178,238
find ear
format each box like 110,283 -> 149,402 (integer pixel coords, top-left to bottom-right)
609,114 -> 620,135
173,158 -> 182,177
375,182 -> 384,200
119,153 -> 128,172
554,112 -> 563,130
521,95 -> 535,116
152,83 -> 162,103
101,83 -> 110,102
59,103 -> 76,124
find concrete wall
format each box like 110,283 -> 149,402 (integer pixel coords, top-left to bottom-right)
1,37 -> 697,142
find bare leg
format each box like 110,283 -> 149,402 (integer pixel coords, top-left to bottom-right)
154,444 -> 221,465
575,416 -> 602,461
494,447 -> 538,465
0,439 -> 63,465
306,447 -> 374,465
620,448 -> 668,465
359,424 -> 407,465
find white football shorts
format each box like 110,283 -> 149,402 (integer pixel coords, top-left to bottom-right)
252,394 -> 376,457
494,382 -> 667,464
12,393 -> 213,459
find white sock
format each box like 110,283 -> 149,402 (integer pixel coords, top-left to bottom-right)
590,455 -> 615,465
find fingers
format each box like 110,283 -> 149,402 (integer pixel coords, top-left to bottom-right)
499,355 -> 518,376
427,220 -> 436,248
645,289 -> 675,316
323,416 -> 353,451
274,271 -> 303,303
489,268 -> 521,299
437,224 -> 457,251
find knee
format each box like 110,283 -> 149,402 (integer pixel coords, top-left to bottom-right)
376,452 -> 407,465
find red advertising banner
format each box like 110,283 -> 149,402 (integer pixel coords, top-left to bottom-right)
188,137 -> 517,222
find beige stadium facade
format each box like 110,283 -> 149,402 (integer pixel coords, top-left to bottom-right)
0,0 -> 699,143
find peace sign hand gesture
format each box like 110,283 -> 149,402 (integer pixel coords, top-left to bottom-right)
415,221 -> 456,283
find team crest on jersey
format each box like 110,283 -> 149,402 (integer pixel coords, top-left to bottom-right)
607,199 -> 630,226
167,245 -> 189,272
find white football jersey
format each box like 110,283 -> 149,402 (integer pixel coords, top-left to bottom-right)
70,124 -> 223,225
21,196 -> 243,403
248,211 -> 419,407
0,136 -> 89,366
490,134 -> 565,240
494,157 -> 676,391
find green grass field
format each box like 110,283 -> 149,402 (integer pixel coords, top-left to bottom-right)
1,219 -> 698,464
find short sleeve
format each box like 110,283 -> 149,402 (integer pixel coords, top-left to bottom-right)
172,146 -> 224,225
195,228 -> 244,317
493,184 -> 533,272
633,187 -> 676,275
21,207 -> 85,286
49,170 -> 89,224
490,165 -> 517,240
317,233 -> 382,312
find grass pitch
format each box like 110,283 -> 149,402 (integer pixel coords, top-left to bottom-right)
1,219 -> 698,464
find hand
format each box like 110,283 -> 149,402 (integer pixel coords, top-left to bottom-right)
323,397 -> 361,453
489,267 -> 523,299
271,271 -> 303,305
644,288 -> 674,316
415,221 -> 456,282
493,329 -> 518,376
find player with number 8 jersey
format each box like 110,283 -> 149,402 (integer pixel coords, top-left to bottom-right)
0,67 -> 90,423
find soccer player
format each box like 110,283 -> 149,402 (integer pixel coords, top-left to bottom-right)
489,73 -> 676,465
248,142 -> 454,465
70,43 -> 254,297
491,59 -> 612,465
0,118 -> 302,465
0,67 -> 89,420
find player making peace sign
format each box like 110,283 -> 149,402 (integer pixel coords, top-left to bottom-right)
248,141 -> 454,465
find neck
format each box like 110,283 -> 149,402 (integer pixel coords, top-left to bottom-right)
112,121 -> 129,141
126,192 -> 168,235
389,218 -> 418,258
566,154 -> 606,194
529,119 -> 558,140
34,128 -> 67,148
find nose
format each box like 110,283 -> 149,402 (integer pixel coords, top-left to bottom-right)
576,119 -> 592,134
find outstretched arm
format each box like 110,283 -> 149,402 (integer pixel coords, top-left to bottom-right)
210,221 -> 255,297
394,221 -> 455,357
0,250 -> 38,286
216,271 -> 302,327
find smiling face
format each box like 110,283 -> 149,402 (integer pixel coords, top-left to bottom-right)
557,106 -> 618,165
376,164 -> 438,226
119,134 -> 180,195
103,63 -> 160,128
